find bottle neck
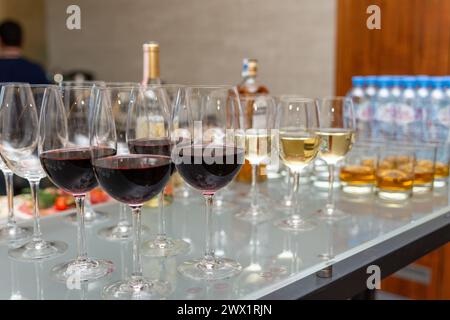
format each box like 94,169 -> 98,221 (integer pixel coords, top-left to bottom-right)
143,49 -> 161,85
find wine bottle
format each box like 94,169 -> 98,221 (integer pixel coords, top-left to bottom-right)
236,58 -> 269,183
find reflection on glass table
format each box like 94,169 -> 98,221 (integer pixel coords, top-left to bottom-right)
0,180 -> 448,299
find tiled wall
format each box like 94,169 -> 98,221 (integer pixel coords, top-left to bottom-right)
45,0 -> 336,97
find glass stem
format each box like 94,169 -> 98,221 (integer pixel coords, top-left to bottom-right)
285,168 -> 294,202
204,194 -> 215,263
29,180 -> 42,242
75,195 -> 87,262
326,164 -> 335,215
131,206 -> 143,277
118,203 -> 129,226
4,171 -> 15,225
250,164 -> 258,210
291,171 -> 301,220
157,191 -> 166,240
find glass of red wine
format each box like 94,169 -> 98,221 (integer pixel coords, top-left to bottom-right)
172,85 -> 245,280
59,80 -> 109,225
94,82 -> 150,241
39,85 -> 114,282
127,84 -> 190,257
92,86 -> 173,300
0,84 -> 67,260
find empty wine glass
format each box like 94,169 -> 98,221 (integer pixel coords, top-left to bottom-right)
315,97 -> 356,220
0,82 -> 32,246
274,97 -> 320,231
235,95 -> 276,222
92,85 -> 172,299
0,84 -> 67,260
172,85 -> 245,280
40,85 -> 114,282
128,85 -> 189,257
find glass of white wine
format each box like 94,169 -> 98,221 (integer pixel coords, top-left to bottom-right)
315,97 -> 356,220
235,95 -> 276,222
275,97 -> 320,231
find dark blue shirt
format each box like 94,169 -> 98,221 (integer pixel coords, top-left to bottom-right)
0,57 -> 48,84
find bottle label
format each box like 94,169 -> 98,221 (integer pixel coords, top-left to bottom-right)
394,104 -> 415,124
437,107 -> 450,127
375,103 -> 395,123
356,102 -> 371,121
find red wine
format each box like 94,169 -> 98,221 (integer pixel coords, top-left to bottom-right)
93,155 -> 171,205
128,137 -> 175,174
40,147 -> 115,195
128,138 -> 171,156
175,145 -> 244,194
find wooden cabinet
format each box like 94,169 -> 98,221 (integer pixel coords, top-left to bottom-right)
336,0 -> 450,299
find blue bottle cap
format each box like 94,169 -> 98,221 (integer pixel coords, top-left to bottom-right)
415,75 -> 431,87
376,76 -> 391,87
400,76 -> 416,88
365,76 -> 377,86
351,76 -> 365,86
430,76 -> 445,88
444,76 -> 450,87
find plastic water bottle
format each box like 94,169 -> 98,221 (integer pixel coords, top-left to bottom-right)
390,76 -> 403,102
415,76 -> 432,140
395,76 -> 419,141
429,77 -> 450,142
348,76 -> 371,140
373,76 -> 395,140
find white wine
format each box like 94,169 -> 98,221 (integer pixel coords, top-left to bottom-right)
316,129 -> 355,165
236,129 -> 272,164
279,131 -> 320,172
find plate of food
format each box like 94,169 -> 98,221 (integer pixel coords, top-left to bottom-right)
0,187 -> 112,221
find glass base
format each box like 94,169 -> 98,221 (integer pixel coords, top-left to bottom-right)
97,223 -> 150,241
413,184 -> 433,194
235,207 -> 273,223
342,184 -> 374,195
102,276 -> 171,300
51,257 -> 114,283
377,190 -> 411,202
433,179 -> 448,188
142,237 -> 190,257
274,216 -> 316,232
178,257 -> 242,280
316,208 -> 350,221
0,223 -> 32,246
65,210 -> 109,226
8,239 -> 67,261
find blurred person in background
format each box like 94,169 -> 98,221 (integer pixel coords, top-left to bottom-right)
0,20 -> 48,83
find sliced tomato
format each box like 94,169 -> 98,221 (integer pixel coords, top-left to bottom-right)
55,197 -> 68,211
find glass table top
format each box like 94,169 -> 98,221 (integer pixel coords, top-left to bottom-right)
0,179 -> 448,300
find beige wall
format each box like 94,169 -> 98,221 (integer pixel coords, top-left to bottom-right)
46,0 -> 336,96
0,0 -> 46,66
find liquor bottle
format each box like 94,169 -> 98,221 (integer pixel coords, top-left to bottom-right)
141,41 -> 173,207
236,58 -> 270,183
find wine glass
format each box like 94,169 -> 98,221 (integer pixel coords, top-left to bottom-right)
40,84 -> 114,282
0,83 -> 32,246
95,82 -> 148,241
127,85 -> 190,257
172,85 -> 245,280
0,83 -> 67,260
274,97 -> 320,231
315,97 -> 356,220
235,95 -> 276,222
91,85 -> 172,299
59,80 -> 109,225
